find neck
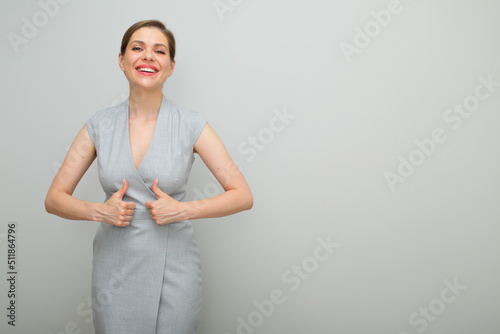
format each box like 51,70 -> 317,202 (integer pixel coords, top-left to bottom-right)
128,87 -> 163,119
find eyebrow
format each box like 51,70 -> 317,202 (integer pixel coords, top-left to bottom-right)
130,40 -> 167,49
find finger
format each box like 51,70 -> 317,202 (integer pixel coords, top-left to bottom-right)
121,215 -> 133,224
151,179 -> 166,199
145,200 -> 153,209
124,201 -> 136,210
113,179 -> 128,199
113,218 -> 130,226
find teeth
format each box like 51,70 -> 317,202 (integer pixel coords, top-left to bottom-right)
137,67 -> 157,73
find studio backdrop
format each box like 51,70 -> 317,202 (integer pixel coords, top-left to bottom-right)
1,0 -> 500,333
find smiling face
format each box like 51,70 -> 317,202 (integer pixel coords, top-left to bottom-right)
118,27 -> 175,91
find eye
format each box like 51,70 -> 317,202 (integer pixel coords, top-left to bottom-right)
131,46 -> 142,51
155,50 -> 166,55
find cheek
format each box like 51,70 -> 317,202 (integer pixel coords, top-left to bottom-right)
161,60 -> 173,72
124,54 -> 140,67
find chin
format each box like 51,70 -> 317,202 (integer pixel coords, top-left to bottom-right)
130,81 -> 164,91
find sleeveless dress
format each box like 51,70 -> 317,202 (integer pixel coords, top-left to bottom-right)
86,96 -> 206,334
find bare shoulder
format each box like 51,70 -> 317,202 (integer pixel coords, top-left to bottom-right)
48,124 -> 97,195
194,124 -> 227,158
194,124 -> 249,192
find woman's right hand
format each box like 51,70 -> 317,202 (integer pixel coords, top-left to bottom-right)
95,179 -> 136,226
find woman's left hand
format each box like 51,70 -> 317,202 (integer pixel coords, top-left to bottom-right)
145,179 -> 188,224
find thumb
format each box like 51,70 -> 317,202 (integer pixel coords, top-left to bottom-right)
151,179 -> 167,199
113,179 -> 128,199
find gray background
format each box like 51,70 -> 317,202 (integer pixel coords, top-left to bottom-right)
1,0 -> 500,333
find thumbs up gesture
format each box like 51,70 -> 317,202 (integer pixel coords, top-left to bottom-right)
145,179 -> 187,225
97,179 -> 136,226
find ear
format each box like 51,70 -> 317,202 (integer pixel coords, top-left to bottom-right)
118,52 -> 125,72
168,59 -> 176,76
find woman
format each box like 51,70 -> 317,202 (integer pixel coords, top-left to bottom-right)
45,19 -> 253,334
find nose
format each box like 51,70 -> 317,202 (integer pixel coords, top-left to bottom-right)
142,49 -> 154,61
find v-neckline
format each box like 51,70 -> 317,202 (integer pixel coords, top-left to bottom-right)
126,98 -> 164,172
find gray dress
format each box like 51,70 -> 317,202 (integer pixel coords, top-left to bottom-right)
86,96 -> 206,334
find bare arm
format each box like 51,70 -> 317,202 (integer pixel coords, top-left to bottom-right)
44,124 -> 135,226
187,124 -> 253,219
